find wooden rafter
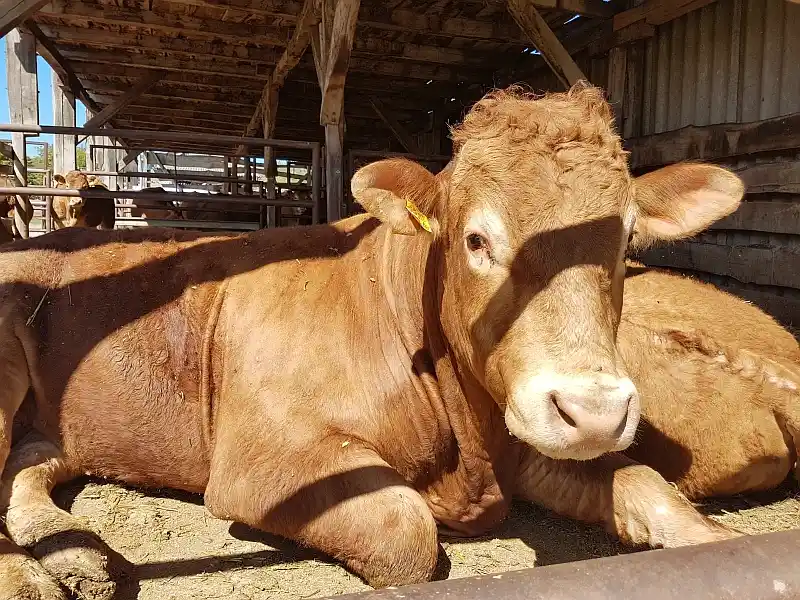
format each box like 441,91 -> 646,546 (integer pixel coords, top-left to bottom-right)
35,22 -> 492,69
613,0 -> 717,31
36,4 -> 288,47
164,0 -> 614,23
0,0 -> 48,38
82,71 -> 163,130
507,0 -> 587,88
369,96 -> 420,154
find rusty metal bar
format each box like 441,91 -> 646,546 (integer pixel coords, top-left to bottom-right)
0,123 -> 318,150
320,531 -> 800,600
0,187 -> 313,209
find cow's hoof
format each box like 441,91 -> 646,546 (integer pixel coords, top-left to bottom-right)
0,542 -> 66,600
28,530 -> 128,600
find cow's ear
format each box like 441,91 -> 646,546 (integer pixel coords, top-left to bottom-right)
53,174 -> 66,185
630,163 -> 743,251
351,158 -> 438,236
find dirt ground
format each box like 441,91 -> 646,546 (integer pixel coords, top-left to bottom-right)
50,476 -> 800,600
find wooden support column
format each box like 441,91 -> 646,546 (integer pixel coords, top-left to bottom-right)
607,45 -> 627,131
314,0 -> 361,223
243,157 -> 253,195
262,83 -> 278,227
6,27 -> 37,238
223,156 -> 231,194
52,69 -> 75,176
231,157 -> 239,196
507,0 -> 587,88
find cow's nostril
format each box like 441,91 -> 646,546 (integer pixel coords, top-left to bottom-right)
549,392 -> 577,428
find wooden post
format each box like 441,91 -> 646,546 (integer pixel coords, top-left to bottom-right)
223,156 -> 231,194
262,84 -> 279,227
6,28 -> 38,239
52,70 -> 76,176
231,157 -> 239,196
324,122 -> 344,223
607,46 -> 627,133
244,156 -> 253,195
623,42 -> 644,139
314,0 -> 361,223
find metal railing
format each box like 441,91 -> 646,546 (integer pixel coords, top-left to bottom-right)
318,530 -> 800,600
0,124 -> 322,238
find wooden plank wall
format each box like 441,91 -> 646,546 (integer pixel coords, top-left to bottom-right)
635,147 -> 800,329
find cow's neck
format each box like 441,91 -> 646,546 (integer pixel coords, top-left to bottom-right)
379,225 -> 518,534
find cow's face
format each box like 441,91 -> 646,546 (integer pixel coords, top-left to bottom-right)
54,171 -> 90,215
352,84 -> 743,461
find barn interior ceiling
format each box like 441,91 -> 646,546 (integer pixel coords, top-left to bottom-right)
22,0 -> 628,156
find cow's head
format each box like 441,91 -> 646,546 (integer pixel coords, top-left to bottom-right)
352,84 -> 743,461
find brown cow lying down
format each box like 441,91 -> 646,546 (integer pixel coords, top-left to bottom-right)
618,264 -> 800,500
52,171 -> 115,230
0,84 -> 745,600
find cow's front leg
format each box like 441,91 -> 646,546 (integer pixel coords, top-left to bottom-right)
515,448 -> 742,548
1,435 -> 130,600
205,440 -> 440,588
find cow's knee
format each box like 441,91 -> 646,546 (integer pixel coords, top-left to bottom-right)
346,487 -> 439,588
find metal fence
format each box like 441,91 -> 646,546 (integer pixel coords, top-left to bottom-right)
0,124 -> 322,238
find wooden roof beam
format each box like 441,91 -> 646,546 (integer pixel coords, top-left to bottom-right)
368,96 -> 420,154
36,2 -> 288,46
613,0 -> 717,31
32,23 -> 286,64
61,47 -> 484,83
58,48 -> 271,80
484,0 -> 616,18
83,71 -> 163,130
507,0 -> 587,88
0,0 -> 48,37
36,21 -> 494,69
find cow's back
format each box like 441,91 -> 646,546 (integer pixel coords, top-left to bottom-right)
0,227 -> 242,492
622,263 -> 799,362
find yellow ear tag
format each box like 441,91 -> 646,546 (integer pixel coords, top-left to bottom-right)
405,199 -> 432,233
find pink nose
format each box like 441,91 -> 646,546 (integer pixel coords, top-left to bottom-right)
550,387 -> 632,442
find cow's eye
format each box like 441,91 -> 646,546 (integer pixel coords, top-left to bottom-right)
466,233 -> 487,252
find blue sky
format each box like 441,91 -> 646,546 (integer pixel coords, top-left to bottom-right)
0,45 -> 88,155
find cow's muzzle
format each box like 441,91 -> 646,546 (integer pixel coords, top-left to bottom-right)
504,372 -> 640,460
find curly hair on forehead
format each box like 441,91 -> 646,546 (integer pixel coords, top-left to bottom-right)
449,82 -> 625,161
